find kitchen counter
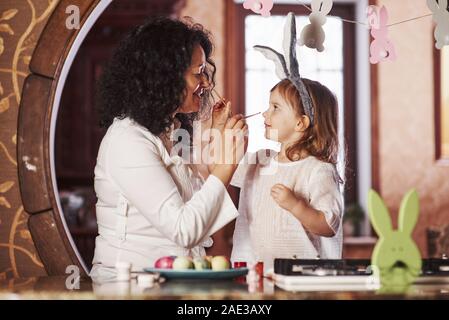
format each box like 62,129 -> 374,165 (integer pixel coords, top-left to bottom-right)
1,276 -> 449,300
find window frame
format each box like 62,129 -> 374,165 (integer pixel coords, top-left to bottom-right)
434,46 -> 449,165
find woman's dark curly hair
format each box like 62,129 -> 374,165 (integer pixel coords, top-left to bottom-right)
97,16 -> 216,137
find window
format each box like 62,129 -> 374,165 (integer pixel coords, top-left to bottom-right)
226,2 -> 358,204
245,15 -> 345,166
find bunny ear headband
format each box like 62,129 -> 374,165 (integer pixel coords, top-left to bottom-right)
254,12 -> 315,125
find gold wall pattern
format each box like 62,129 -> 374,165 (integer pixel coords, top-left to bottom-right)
0,0 -> 59,280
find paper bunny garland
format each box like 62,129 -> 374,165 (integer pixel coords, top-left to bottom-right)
253,12 -> 315,125
427,0 -> 449,49
243,0 -> 273,17
298,0 -> 334,52
368,189 -> 422,289
368,5 -> 397,64
242,0 -> 447,66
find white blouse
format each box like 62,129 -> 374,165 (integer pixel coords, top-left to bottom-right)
90,117 -> 239,279
230,151 -> 344,269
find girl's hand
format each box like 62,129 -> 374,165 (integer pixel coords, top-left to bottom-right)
270,184 -> 302,211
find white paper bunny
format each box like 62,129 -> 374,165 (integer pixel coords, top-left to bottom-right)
298,0 -> 334,52
427,0 -> 449,49
254,12 -> 315,124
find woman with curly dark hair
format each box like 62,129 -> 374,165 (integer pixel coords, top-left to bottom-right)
91,16 -> 248,279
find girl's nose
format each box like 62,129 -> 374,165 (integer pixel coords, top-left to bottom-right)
262,110 -> 268,119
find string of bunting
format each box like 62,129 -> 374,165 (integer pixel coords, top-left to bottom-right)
242,0 -> 449,64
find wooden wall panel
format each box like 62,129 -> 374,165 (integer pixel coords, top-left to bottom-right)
0,0 -> 58,280
1,0 -> 99,278
28,211 -> 83,276
377,0 -> 449,257
17,75 -> 53,214
30,0 -> 100,78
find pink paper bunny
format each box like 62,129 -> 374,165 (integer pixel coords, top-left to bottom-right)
368,5 -> 397,64
243,0 -> 273,17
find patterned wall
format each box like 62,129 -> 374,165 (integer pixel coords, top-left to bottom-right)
377,0 -> 449,257
0,0 -> 59,280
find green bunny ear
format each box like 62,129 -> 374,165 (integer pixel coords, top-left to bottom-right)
398,189 -> 419,236
368,189 -> 393,237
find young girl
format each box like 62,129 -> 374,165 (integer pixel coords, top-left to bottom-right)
230,78 -> 344,268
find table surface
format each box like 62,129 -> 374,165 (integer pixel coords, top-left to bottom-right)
1,275 -> 449,300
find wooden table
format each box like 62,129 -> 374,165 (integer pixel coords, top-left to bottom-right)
1,276 -> 449,300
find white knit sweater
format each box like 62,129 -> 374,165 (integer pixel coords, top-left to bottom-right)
230,151 -> 344,268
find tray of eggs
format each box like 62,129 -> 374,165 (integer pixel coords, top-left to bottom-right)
144,256 -> 248,280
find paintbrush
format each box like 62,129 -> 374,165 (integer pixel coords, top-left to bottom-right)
212,88 -> 260,119
212,88 -> 225,103
243,112 -> 261,119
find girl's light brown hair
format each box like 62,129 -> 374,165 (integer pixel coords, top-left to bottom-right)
271,78 -> 339,166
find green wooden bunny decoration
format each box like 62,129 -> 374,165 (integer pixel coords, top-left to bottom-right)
368,189 -> 422,290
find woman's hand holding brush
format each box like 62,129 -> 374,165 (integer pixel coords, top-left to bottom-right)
206,89 -> 249,180
210,88 -> 260,132
211,89 -> 232,133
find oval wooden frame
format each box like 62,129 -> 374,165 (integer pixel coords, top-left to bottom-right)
18,0 -> 111,276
